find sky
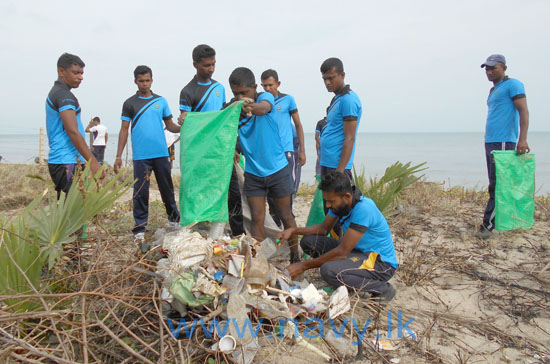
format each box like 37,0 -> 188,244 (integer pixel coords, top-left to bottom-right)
0,0 -> 549,135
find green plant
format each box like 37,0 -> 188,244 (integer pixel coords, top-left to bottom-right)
353,161 -> 428,216
0,195 -> 45,311
0,165 -> 134,311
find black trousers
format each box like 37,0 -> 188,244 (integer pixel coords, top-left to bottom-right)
228,166 -> 245,236
132,157 -> 179,234
301,235 -> 395,294
92,145 -> 105,164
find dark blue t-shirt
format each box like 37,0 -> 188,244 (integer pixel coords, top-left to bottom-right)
45,81 -> 86,164
320,85 -> 362,169
238,92 -> 288,177
121,92 -> 172,160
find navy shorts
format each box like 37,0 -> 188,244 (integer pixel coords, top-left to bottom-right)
243,165 -> 293,198
48,163 -> 77,193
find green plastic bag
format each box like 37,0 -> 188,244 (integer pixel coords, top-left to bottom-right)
170,273 -> 213,307
493,150 -> 536,231
306,174 -> 326,226
179,101 -> 243,226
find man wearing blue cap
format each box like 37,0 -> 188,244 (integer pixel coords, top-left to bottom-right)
476,54 -> 530,239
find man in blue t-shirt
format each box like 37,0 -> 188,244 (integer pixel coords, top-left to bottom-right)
260,69 -> 306,190
177,44 -> 226,123
476,54 -> 530,239
177,44 -> 244,237
45,53 -> 101,198
278,172 -> 397,301
228,67 -> 300,263
260,69 -> 306,227
319,58 -> 362,180
114,65 -> 181,247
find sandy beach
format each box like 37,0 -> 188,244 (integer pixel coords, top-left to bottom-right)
1,163 -> 549,363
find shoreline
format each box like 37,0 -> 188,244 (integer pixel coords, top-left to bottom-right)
3,131 -> 550,194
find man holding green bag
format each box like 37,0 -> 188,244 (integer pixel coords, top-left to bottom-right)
476,54 -> 530,239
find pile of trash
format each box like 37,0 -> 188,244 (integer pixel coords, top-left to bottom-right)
150,225 -> 355,363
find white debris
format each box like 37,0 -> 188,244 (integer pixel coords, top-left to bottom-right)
162,229 -> 212,273
328,286 -> 350,319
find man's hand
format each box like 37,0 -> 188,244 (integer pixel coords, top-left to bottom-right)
286,262 -> 307,278
114,157 -> 122,174
177,111 -> 187,126
89,159 -> 105,180
298,150 -> 306,166
242,98 -> 254,116
234,151 -> 241,165
276,227 -> 296,245
517,139 -> 530,155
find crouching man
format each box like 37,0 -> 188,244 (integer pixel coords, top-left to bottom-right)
278,171 -> 398,301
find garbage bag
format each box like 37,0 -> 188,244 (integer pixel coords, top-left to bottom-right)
306,174 -> 325,226
179,101 -> 243,225
493,150 -> 536,231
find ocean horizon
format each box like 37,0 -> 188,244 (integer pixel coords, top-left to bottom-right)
1,131 -> 549,194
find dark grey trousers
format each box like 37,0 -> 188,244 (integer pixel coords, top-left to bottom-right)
301,235 -> 396,294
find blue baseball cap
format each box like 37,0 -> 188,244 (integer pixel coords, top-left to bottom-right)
481,54 -> 506,68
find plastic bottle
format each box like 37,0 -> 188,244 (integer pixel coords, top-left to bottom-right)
208,222 -> 225,239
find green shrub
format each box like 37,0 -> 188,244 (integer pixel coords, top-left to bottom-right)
353,161 -> 427,216
0,165 -> 133,312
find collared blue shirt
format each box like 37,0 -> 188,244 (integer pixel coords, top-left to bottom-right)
45,81 -> 86,164
238,92 -> 288,177
485,77 -> 525,143
320,85 -> 362,169
121,92 -> 172,160
328,193 -> 398,268
273,92 -> 298,152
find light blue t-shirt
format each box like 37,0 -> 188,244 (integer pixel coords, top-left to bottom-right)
273,93 -> 298,152
45,81 -> 86,164
485,77 -> 525,143
238,92 -> 288,177
121,93 -> 172,160
320,85 -> 362,169
328,194 -> 398,268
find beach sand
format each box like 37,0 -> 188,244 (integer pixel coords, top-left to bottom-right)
1,163 -> 548,363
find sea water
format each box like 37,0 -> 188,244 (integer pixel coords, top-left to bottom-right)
1,132 -> 549,194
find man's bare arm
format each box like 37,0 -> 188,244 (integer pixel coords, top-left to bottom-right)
177,110 -> 188,126
291,111 -> 306,166
60,109 -> 100,175
85,120 -> 94,133
277,213 -> 337,243
164,117 -> 181,134
514,97 -> 530,154
286,228 -> 365,278
114,122 -> 130,173
337,119 -> 357,172
243,100 -> 272,116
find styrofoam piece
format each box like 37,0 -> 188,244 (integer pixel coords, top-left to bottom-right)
328,286 -> 350,319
